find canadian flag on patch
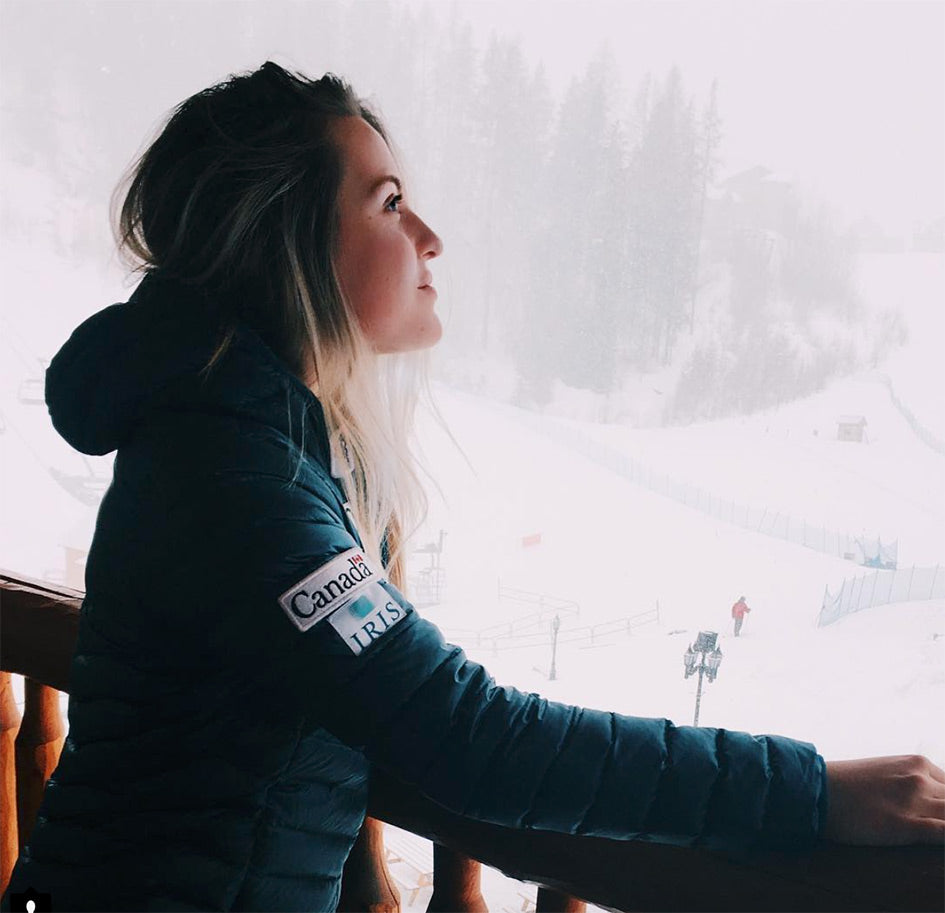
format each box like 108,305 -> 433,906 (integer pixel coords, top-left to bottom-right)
521,533 -> 542,548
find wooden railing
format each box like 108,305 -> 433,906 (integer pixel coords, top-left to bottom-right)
1,570 -> 943,911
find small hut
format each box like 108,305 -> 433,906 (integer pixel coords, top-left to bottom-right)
836,415 -> 868,443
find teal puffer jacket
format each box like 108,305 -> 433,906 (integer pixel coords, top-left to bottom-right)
3,275 -> 828,911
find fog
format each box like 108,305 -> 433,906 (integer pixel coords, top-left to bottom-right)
445,0 -> 944,232
1,2 -> 943,907
2,1 -> 942,423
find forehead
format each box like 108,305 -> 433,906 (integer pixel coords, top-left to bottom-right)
332,116 -> 397,194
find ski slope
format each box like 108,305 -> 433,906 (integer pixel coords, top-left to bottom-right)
412,382 -> 944,764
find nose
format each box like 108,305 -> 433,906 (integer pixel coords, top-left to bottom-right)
416,215 -> 443,260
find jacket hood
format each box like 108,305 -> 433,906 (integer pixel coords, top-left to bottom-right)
45,272 -> 331,465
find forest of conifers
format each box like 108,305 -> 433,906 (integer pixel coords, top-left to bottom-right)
2,1 -> 896,423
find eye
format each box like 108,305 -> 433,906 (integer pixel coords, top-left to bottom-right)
384,193 -> 403,214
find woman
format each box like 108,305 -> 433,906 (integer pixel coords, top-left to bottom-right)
3,62 -> 942,912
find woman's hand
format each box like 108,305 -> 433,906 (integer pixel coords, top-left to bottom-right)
824,755 -> 945,845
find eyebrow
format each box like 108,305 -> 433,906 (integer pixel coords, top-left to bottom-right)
368,175 -> 402,196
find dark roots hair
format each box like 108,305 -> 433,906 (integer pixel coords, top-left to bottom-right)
115,60 -> 386,378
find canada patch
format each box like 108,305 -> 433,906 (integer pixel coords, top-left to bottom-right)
278,548 -> 380,632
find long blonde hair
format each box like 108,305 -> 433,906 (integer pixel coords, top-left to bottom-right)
113,61 -> 427,575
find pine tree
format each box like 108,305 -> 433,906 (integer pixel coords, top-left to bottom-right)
625,67 -> 704,368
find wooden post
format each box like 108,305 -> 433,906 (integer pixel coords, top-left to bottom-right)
428,844 -> 487,913
15,679 -> 65,854
337,816 -> 401,913
15,678 -> 66,850
1,672 -> 22,896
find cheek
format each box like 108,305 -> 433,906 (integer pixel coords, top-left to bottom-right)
360,240 -> 414,313
360,268 -> 403,327
337,241 -> 392,324
337,227 -> 430,350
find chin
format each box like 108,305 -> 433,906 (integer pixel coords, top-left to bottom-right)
376,320 -> 442,354
423,317 -> 444,348
405,317 -> 444,352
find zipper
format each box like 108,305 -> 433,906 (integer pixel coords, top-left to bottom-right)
341,500 -> 364,548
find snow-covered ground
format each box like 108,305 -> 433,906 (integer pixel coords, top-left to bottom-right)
550,371 -> 944,565
411,381 -> 944,765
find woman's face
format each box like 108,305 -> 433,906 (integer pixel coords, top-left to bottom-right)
332,116 -> 443,354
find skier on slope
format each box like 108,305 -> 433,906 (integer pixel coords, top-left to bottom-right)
732,595 -> 751,637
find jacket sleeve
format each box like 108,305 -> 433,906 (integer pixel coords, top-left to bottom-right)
199,465 -> 827,855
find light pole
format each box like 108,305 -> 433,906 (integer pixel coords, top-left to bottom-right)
549,613 -> 561,681
683,630 -> 723,727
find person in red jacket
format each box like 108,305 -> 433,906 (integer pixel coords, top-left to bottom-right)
732,595 -> 751,636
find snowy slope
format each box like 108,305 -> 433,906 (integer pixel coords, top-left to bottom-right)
563,373 -> 944,565
412,384 -> 944,765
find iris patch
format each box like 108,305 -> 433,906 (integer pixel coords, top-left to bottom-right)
328,580 -> 410,655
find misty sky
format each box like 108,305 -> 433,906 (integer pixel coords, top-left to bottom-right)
408,0 -> 944,233
1,0 -> 941,237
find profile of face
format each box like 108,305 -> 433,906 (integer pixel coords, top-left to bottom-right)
332,116 -> 444,354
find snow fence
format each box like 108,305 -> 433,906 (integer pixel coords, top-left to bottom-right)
818,565 -> 945,627
441,584 -> 660,652
880,372 -> 945,456
522,412 -> 898,566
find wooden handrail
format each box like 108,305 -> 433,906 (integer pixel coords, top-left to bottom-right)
368,766 -> 943,912
0,570 -> 81,693
2,571 -> 942,911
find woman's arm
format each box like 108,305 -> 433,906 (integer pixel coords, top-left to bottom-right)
194,457 -> 941,853
192,464 -> 825,853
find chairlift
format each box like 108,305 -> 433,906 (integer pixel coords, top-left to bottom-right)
410,566 -> 446,608
414,529 -> 446,569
